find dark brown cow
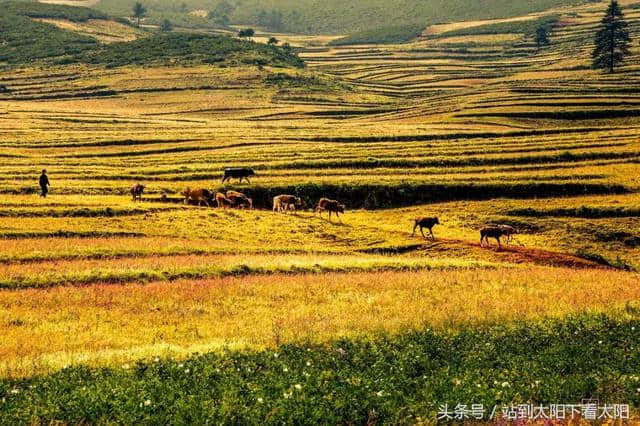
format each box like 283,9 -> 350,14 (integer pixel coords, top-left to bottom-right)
226,190 -> 253,209
273,194 -> 303,213
480,226 -> 509,248
215,192 -> 231,208
131,183 -> 145,202
315,198 -> 345,221
411,216 -> 440,239
222,168 -> 255,184
182,188 -> 214,207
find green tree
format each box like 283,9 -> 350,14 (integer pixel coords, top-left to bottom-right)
267,36 -> 278,45
160,19 -> 172,32
133,2 -> 146,27
592,0 -> 631,73
535,26 -> 549,47
281,42 -> 292,52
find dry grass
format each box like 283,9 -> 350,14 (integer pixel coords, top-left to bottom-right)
1,266 -> 638,377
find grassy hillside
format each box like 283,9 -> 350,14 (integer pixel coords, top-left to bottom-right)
328,24 -> 425,46
0,9 -> 99,63
0,2 -> 302,67
72,33 -> 304,67
94,0 -> 589,34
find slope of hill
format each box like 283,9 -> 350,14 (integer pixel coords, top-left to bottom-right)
93,0 -> 591,34
0,1 -> 302,67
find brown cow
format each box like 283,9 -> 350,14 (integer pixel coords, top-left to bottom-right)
411,216 -> 440,239
315,198 -> 344,221
273,194 -> 303,213
480,226 -> 509,248
182,187 -> 214,207
215,192 -> 231,208
226,190 -> 253,209
131,183 -> 144,202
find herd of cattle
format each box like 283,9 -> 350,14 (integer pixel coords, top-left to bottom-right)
130,167 -> 519,248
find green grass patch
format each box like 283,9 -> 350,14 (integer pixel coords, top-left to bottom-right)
1,315 -> 639,423
329,24 -> 425,46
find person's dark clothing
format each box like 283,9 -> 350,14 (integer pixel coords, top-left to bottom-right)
39,173 -> 49,197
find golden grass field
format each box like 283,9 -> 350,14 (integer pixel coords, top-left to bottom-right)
0,0 -> 639,383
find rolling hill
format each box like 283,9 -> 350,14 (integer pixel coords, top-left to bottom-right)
92,0 -> 594,34
0,1 -> 302,67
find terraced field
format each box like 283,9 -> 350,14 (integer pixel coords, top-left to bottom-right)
1,0 -> 640,422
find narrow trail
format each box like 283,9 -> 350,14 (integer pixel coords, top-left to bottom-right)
416,237 -> 612,270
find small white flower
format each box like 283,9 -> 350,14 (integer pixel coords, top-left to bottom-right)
184,368 -> 190,374
476,384 -> 481,388
122,364 -> 130,370
257,397 -> 263,403
154,357 -> 160,363
632,326 -> 636,331
273,353 -> 279,358
283,367 -> 288,372
178,363 -> 184,368
376,391 -> 384,397
306,361 -> 312,367
294,384 -> 302,390
453,378 -> 461,386
501,381 -> 510,388
144,399 -> 151,406
599,340 -> 603,344
283,392 -> 292,399
10,389 -> 19,395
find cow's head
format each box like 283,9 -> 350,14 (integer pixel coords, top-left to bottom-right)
337,203 -> 345,213
434,217 -> 440,225
295,197 -> 303,207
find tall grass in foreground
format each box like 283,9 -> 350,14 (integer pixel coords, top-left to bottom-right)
1,267 -> 638,377
1,315 -> 639,424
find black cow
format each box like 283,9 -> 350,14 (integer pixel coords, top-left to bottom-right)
222,167 -> 255,184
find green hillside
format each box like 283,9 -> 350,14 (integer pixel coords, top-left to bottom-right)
0,1 -> 302,67
0,2 -> 101,64
94,0 -> 589,34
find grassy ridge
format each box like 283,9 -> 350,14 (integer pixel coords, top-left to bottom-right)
434,15 -> 559,38
1,315 -> 638,423
0,11 -> 98,63
216,182 -> 627,209
329,24 -> 425,46
72,33 -> 304,68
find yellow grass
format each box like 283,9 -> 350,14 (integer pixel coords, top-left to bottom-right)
1,266 -> 638,377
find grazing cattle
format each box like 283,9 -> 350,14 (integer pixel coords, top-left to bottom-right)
315,198 -> 345,221
182,188 -> 214,207
273,194 -> 303,213
480,226 -> 509,248
222,167 -> 255,184
226,190 -> 253,209
497,224 -> 517,243
215,192 -> 231,208
411,216 -> 440,239
131,183 -> 145,202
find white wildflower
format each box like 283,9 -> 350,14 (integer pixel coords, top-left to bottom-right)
257,397 -> 263,403
144,399 -> 151,406
294,384 -> 302,390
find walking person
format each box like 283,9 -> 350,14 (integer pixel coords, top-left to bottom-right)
39,169 -> 50,198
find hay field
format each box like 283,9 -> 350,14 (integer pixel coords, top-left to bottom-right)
1,0 -> 640,422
